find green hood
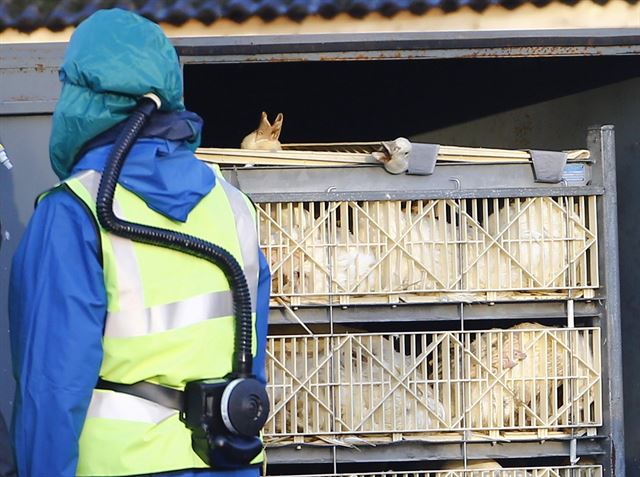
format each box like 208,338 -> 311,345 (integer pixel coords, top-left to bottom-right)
49,9 -> 185,180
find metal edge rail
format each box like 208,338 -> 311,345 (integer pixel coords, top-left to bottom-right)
222,164 -> 601,201
3,31 -> 639,115
173,30 -> 640,62
246,187 -> 604,203
268,300 -> 604,326
589,126 -> 625,477
265,436 -> 607,465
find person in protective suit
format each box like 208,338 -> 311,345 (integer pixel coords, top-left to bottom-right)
9,9 -> 270,477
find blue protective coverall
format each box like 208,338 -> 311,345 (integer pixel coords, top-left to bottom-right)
10,134 -> 270,477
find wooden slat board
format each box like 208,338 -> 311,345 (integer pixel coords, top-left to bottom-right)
196,144 -> 589,167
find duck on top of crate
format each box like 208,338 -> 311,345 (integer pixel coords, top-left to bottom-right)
371,137 -> 412,174
240,111 -> 284,151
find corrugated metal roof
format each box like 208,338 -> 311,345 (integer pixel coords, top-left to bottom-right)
0,0 -> 635,33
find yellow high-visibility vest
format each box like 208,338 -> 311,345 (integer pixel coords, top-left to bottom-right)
63,165 -> 263,476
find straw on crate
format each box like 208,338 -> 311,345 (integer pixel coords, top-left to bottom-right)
196,143 -> 590,167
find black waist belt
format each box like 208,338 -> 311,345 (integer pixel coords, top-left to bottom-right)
96,378 -> 184,411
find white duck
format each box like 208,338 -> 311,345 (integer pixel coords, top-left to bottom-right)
372,137 -> 412,174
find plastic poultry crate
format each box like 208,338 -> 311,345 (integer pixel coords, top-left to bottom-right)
265,326 -> 601,445
258,196 -> 598,306
266,466 -> 602,477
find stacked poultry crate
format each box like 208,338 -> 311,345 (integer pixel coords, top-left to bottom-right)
262,469 -> 602,477
208,126 -> 620,477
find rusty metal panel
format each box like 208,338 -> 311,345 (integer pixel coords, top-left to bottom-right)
0,43 -> 64,115
172,30 -> 640,64
2,31 -> 640,114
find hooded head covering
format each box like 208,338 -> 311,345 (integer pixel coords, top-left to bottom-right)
49,9 -> 187,180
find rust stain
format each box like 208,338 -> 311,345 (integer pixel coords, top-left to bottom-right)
253,44 -> 640,63
183,43 -> 640,64
460,45 -> 640,58
317,52 -> 420,61
16,64 -> 53,73
9,95 -> 37,101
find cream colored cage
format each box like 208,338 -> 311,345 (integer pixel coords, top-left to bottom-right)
258,196 -> 598,306
265,327 -> 601,445
266,466 -> 602,477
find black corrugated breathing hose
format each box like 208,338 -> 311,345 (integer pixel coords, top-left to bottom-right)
95,96 -> 253,378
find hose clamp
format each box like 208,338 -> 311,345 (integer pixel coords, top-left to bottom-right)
143,93 -> 162,109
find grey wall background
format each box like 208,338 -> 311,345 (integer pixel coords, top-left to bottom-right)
0,116 -> 58,425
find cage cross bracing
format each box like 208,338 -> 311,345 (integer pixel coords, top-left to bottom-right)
266,466 -> 602,477
265,327 -> 601,444
257,196 -> 598,306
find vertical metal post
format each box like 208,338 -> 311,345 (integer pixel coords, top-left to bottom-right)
459,303 -> 469,468
567,299 -> 578,465
588,125 -> 625,477
327,207 -> 338,475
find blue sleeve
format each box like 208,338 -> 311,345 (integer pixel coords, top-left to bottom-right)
252,250 -> 271,384
9,188 -> 107,477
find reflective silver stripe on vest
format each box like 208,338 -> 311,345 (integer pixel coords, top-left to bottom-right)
106,289 -> 233,338
76,172 -> 147,324
86,390 -> 176,423
75,170 -> 258,338
213,167 -> 259,308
